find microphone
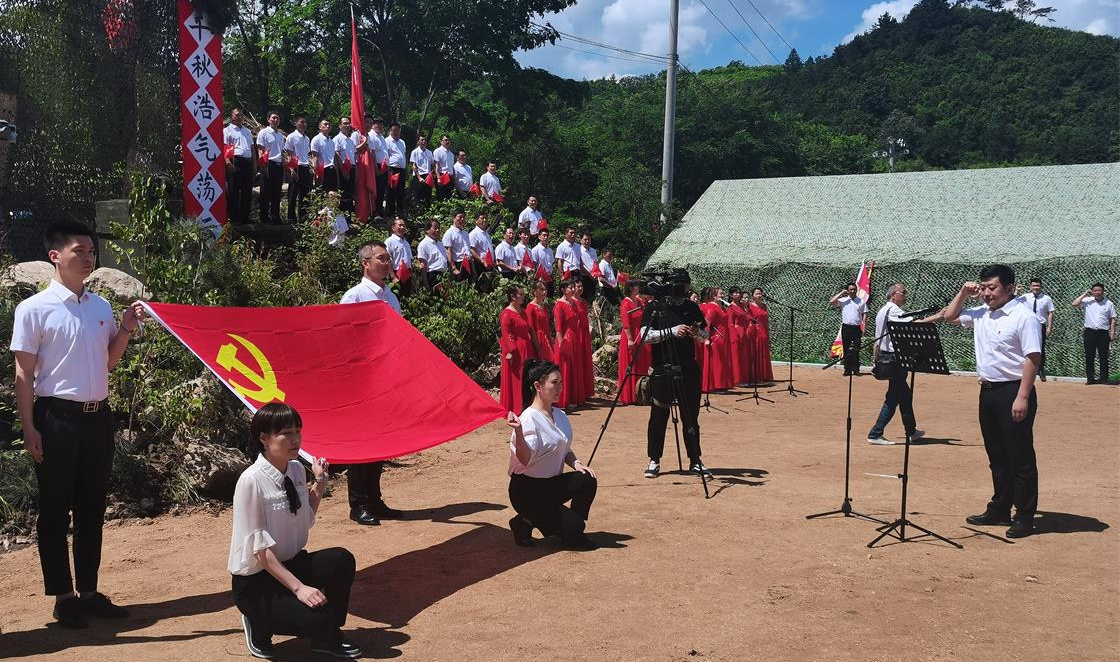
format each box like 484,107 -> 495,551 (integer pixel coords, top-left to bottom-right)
718,298 -> 732,306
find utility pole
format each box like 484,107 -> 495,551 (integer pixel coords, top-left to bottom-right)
659,0 -> 679,223
873,137 -> 909,173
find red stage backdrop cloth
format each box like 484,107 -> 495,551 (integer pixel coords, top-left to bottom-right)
143,301 -> 505,463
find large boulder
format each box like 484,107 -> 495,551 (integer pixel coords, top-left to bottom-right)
471,347 -> 503,388
178,439 -> 252,501
0,261 -> 54,290
86,267 -> 148,304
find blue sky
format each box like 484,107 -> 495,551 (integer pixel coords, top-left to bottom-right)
515,0 -> 1120,79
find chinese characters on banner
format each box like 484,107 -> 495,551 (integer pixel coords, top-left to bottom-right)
178,0 -> 225,236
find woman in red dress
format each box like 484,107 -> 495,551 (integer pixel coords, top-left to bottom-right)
499,284 -> 537,414
552,280 -> 581,409
727,287 -> 749,386
525,280 -> 553,363
698,287 -> 733,392
747,287 -> 774,382
574,281 -> 595,403
617,281 -> 652,404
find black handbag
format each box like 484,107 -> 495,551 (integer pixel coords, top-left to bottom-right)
872,353 -> 898,381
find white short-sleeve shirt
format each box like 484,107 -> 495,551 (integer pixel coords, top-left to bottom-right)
838,295 -> 867,325
554,240 -> 580,274
284,130 -> 310,165
468,226 -> 495,260
418,236 -> 448,272
10,279 -> 116,402
531,244 -> 554,273
386,137 -> 407,168
874,302 -> 913,353
1021,292 -> 1055,325
367,130 -> 389,164
333,132 -> 357,165
518,207 -> 542,234
495,240 -> 518,269
410,147 -> 433,175
223,124 -> 253,158
340,277 -> 401,314
384,234 -> 413,270
514,241 -> 530,266
1080,297 -> 1116,330
442,226 -> 471,262
580,246 -> 597,271
599,259 -> 617,287
432,145 -> 455,175
310,133 -> 335,168
453,162 -> 473,192
479,172 -> 501,198
508,407 -> 574,478
959,298 -> 1042,382
256,126 -> 285,162
228,455 -> 315,575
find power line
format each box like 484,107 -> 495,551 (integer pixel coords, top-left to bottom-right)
724,0 -> 780,63
550,43 -> 669,66
531,22 -> 669,64
743,0 -> 795,53
693,0 -> 765,65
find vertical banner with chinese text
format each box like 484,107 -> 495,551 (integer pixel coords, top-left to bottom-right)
178,0 -> 225,236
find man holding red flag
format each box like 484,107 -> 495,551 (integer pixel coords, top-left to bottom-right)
453,149 -> 474,198
494,227 -> 520,277
432,135 -> 456,201
385,217 -> 415,298
333,116 -> 358,213
385,123 -> 408,219
309,119 -> 337,193
364,115 -> 389,216
518,196 -> 543,239
339,240 -> 405,526
480,161 -> 502,203
409,135 -> 434,209
222,108 -> 254,225
469,212 -> 497,276
514,228 -> 533,276
255,111 -> 285,225
417,219 -> 448,289
284,117 -> 312,224
532,228 -> 556,297
442,210 -> 472,282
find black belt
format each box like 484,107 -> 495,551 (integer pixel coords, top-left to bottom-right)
38,396 -> 109,413
980,380 -> 1020,390
233,155 -> 252,162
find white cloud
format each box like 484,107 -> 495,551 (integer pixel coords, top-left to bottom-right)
840,0 -> 919,45
1084,17 -> 1111,34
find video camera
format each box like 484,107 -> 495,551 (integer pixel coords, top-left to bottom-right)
640,268 -> 692,299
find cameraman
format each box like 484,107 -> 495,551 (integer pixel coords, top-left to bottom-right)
639,270 -> 713,479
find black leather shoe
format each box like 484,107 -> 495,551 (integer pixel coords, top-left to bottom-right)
349,507 -> 381,526
79,592 -> 130,619
509,516 -> 535,547
241,614 -> 276,659
1006,520 -> 1034,539
561,534 -> 598,551
311,634 -> 362,658
371,500 -> 404,520
965,512 -> 1013,527
53,597 -> 89,629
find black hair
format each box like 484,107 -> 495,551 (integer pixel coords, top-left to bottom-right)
248,402 -> 303,455
229,107 -> 243,115
626,280 -> 643,295
44,220 -> 95,254
294,115 -> 307,124
389,121 -> 401,129
700,287 -> 718,302
505,283 -> 524,305
358,239 -> 387,264
846,282 -> 857,289
978,264 -> 1015,288
1029,277 -> 1042,285
454,208 -> 466,216
488,160 -> 497,167
751,286 -> 763,295
1091,282 -> 1105,290
440,134 -> 450,141
417,134 -> 428,141
269,110 -> 282,119
425,219 -> 441,231
729,286 -> 741,295
520,358 -> 561,412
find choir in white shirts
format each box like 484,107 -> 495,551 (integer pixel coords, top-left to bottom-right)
410,146 -> 433,176
554,239 -> 580,276
495,240 -> 518,271
367,129 -> 388,166
256,126 -> 285,162
310,133 -> 336,169
531,243 -> 554,275
598,258 -> 617,287
432,145 -> 454,179
514,240 -> 531,269
285,130 -> 310,165
333,131 -> 357,166
580,246 -> 598,273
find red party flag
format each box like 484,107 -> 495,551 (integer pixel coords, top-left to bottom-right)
438,172 -> 451,186
395,260 -> 412,284
315,160 -> 325,180
223,143 -> 236,160
537,263 -> 552,283
483,251 -> 495,268
492,193 -> 505,203
424,172 -> 435,188
538,218 -> 549,231
389,172 -> 401,189
379,158 -> 389,174
591,261 -> 602,279
287,155 -> 299,171
142,301 -> 504,463
618,272 -> 630,287
469,183 -> 481,198
349,10 -> 377,222
521,251 -> 535,269
461,257 -> 472,274
257,148 -> 269,166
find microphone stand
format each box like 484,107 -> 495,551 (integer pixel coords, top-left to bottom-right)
702,324 -> 729,414
735,305 -> 773,405
762,295 -> 808,397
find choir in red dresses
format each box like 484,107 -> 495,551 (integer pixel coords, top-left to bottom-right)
746,293 -> 774,382
525,299 -> 553,363
553,288 -> 582,409
499,300 -> 537,414
698,288 -> 734,393
727,291 -> 751,386
575,292 -> 594,402
617,290 -> 652,404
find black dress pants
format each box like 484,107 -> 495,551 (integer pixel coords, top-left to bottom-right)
32,398 -> 115,596
423,270 -> 445,290
1037,324 -> 1047,378
647,363 -> 703,463
287,165 -> 312,224
600,285 -> 620,306
386,167 -> 407,220
232,548 -> 355,641
260,162 -> 283,224
508,472 -> 596,539
580,274 -> 598,302
1084,328 -> 1110,382
228,156 -> 253,224
374,170 -> 388,216
977,382 -> 1038,522
411,176 -> 432,208
338,168 -> 355,212
320,167 -> 338,194
346,462 -> 385,509
841,324 -> 862,373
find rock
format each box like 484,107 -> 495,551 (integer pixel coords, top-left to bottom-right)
595,376 -> 617,395
85,267 -> 148,304
178,439 -> 252,501
471,347 -> 503,388
0,261 -> 54,290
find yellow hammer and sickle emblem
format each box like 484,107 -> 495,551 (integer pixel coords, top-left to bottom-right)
216,333 -> 286,403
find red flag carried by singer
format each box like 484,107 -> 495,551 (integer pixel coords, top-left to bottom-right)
143,301 -> 504,463
349,10 -> 376,221
829,260 -> 874,358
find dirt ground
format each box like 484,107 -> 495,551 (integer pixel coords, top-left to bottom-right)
1,367 -> 1117,661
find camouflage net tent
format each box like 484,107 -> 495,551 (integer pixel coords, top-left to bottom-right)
646,163 -> 1120,378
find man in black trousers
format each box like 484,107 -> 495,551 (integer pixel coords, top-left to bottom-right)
10,221 -> 146,627
942,264 -> 1042,539
830,282 -> 867,376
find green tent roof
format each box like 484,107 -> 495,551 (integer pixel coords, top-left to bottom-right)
648,163 -> 1120,268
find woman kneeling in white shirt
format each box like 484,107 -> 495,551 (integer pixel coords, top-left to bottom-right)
506,359 -> 599,550
229,403 -> 360,659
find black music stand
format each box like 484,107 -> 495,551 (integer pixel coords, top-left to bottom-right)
867,321 -> 961,549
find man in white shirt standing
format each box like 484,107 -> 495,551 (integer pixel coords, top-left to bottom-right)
531,228 -> 555,297
333,116 -> 358,212
452,150 -> 473,199
942,264 -> 1041,539
1019,277 -> 1055,381
416,219 -> 448,290
830,282 -> 868,376
1072,282 -> 1117,385
866,283 -> 921,445
597,247 -> 619,306
339,240 -> 405,526
468,212 -> 496,277
364,115 -> 389,215
579,232 -> 598,302
513,228 -> 533,276
479,161 -> 502,203
284,116 -> 311,224
309,119 -> 337,194
431,134 -> 455,201
384,122 -> 408,220
223,107 -> 255,225
384,217 -> 415,298
10,221 -> 146,628
255,110 -> 285,225
409,134 -> 434,209
517,196 -> 543,239
494,227 -> 519,277
554,227 -> 580,283
442,209 -> 472,282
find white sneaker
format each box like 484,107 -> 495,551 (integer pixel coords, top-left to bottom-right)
868,436 -> 896,445
644,460 -> 660,478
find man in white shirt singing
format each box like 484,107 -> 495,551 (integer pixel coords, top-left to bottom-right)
554,227 -> 580,283
364,115 -> 389,214
1072,282 -> 1117,385
479,161 -> 502,202
514,228 -> 533,276
409,134 -> 434,208
1019,277 -> 1055,381
494,227 -> 519,277
416,219 -> 448,290
385,122 -> 408,220
442,210 -> 472,282
432,134 -> 455,201
385,217 -> 415,298
830,282 -> 868,376
468,212 -> 496,277
866,283 -> 922,445
453,150 -> 473,199
531,228 -> 556,297
255,110 -> 285,224
579,232 -> 598,302
309,119 -> 337,193
339,240 -> 405,526
284,116 -> 311,224
333,116 -> 358,212
518,196 -> 543,239
597,247 -> 619,306
223,107 -> 255,225
942,264 -> 1041,539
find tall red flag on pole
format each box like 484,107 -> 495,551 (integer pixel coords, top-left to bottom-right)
349,10 -> 376,222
